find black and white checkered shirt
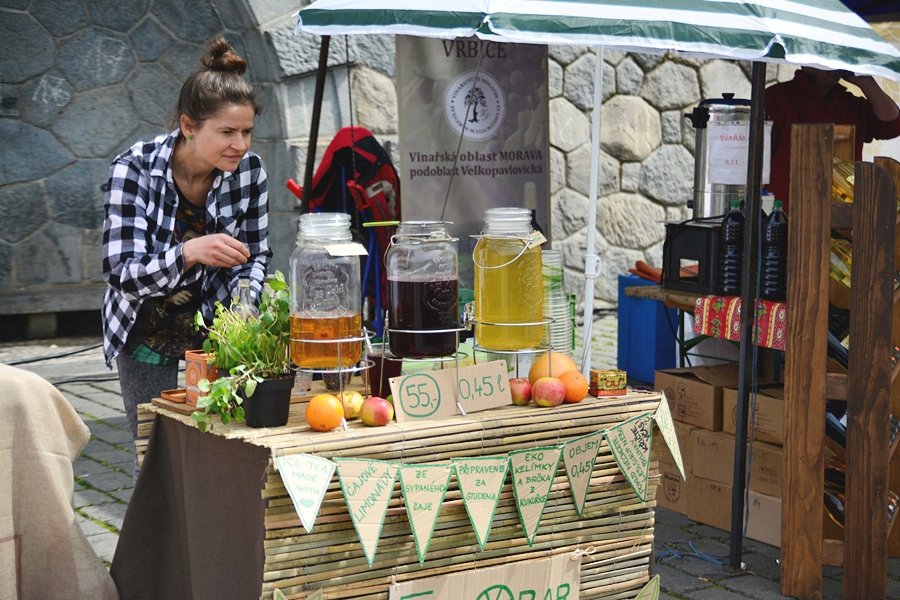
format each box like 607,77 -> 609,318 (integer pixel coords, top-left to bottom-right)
102,129 -> 271,368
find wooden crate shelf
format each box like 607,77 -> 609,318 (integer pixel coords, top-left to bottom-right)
781,123 -> 900,599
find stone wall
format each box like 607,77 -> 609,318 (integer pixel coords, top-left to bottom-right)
0,0 -> 803,353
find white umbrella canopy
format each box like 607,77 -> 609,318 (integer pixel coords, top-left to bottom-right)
296,0 -> 900,373
297,0 -> 900,79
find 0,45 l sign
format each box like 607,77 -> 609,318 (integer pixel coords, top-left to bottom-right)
389,360 -> 510,423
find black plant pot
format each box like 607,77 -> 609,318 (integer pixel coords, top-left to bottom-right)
241,375 -> 293,428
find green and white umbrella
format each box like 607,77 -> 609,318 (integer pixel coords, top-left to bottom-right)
297,0 -> 900,370
297,0 -> 900,79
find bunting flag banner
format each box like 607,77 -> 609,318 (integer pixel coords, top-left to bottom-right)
653,392 -> 685,480
453,456 -> 509,550
274,453 -> 336,533
398,463 -> 454,563
508,446 -> 563,545
562,431 -> 604,516
605,412 -> 654,502
636,574 -> 661,600
335,458 -> 398,565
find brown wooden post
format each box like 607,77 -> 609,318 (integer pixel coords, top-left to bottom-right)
843,162 -> 894,598
781,124 -> 832,599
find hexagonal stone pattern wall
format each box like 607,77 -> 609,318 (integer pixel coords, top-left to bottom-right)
0,0 -> 295,314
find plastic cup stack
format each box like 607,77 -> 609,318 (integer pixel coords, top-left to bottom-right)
541,250 -> 573,356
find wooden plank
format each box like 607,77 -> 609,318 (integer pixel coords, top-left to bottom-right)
824,373 -> 848,402
781,124 -> 832,600
833,124 -> 855,162
843,162 -> 895,598
822,538 -> 843,567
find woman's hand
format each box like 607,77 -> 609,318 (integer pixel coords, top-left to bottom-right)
183,233 -> 250,271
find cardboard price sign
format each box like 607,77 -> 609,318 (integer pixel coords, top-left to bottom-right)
389,360 -> 510,422
389,553 -> 580,600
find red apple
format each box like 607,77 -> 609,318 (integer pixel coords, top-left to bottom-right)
360,395 -> 394,426
532,377 -> 566,407
509,378 -> 532,406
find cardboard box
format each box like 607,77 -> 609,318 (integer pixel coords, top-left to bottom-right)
654,364 -> 740,430
687,475 -> 782,547
652,421 -> 694,473
691,429 -> 783,498
656,463 -> 689,515
723,384 -> 785,445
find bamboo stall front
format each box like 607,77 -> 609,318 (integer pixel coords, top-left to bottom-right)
132,391 -> 663,599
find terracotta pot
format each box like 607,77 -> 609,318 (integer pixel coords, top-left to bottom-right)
185,350 -> 217,406
241,375 -> 293,428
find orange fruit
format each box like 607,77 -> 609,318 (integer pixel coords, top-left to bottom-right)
559,370 -> 589,404
528,352 -> 579,384
306,393 -> 344,432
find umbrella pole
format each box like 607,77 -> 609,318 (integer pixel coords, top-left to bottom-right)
729,60 -> 767,570
301,35 -> 332,206
580,47 -> 604,377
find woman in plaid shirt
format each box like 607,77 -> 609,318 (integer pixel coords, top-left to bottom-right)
102,38 -> 271,447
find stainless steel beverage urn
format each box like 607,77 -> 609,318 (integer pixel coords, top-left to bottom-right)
685,94 -> 751,218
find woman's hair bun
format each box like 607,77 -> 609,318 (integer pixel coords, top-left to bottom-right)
203,37 -> 247,76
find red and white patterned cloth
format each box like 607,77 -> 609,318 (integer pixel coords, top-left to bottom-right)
692,295 -> 787,350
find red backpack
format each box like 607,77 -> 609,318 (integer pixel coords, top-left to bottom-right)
304,126 -> 401,334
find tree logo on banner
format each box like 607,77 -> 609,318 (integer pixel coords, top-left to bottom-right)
398,463 -> 454,563
508,446 -> 563,546
453,456 -> 509,550
444,70 -> 505,140
335,458 -> 398,566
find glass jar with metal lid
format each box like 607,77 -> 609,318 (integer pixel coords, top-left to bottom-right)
473,207 -> 544,351
290,212 -> 362,368
386,221 -> 459,358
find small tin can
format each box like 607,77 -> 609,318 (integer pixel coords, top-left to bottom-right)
589,369 -> 627,397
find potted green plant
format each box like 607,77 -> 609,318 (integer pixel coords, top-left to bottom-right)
192,270 -> 293,431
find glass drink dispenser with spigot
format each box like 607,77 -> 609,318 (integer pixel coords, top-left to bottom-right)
290,213 -> 362,368
473,207 -> 544,351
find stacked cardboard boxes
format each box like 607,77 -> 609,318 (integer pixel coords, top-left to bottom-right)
654,366 -> 784,547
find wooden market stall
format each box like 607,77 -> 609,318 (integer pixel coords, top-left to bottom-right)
781,124 -> 900,599
111,391 -> 667,600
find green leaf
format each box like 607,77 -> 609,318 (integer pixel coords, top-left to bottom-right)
198,379 -> 211,392
244,378 -> 258,398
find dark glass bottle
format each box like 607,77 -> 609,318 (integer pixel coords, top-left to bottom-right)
718,198 -> 744,296
761,199 -> 788,301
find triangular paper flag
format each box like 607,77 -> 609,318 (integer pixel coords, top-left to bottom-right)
398,463 -> 453,563
452,456 -> 509,550
335,458 -> 397,565
606,412 -> 654,502
654,393 -> 685,479
562,431 -> 604,516
274,453 -> 335,533
636,574 -> 661,599
508,446 -> 563,546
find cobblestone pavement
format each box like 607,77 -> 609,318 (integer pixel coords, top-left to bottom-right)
3,335 -> 899,599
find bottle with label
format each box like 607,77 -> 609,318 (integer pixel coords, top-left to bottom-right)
718,198 -> 744,296
289,213 -> 362,368
761,199 -> 788,301
386,221 -> 459,358
231,278 -> 259,319
473,207 -> 544,351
